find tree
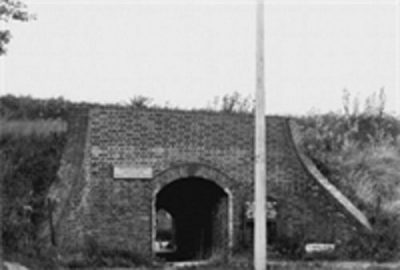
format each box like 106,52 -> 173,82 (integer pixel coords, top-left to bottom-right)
0,0 -> 32,55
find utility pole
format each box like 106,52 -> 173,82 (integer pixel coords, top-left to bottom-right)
254,0 -> 266,270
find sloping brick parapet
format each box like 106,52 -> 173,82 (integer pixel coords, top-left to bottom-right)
288,120 -> 372,231
38,106 -> 92,256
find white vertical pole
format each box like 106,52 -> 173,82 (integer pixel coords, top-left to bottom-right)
254,0 -> 266,270
396,0 -> 400,117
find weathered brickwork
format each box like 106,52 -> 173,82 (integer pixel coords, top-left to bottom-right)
45,106 -> 370,262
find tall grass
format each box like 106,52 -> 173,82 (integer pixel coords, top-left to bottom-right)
341,143 -> 400,214
0,119 -> 67,138
299,94 -> 400,216
298,90 -> 400,260
0,119 -> 66,269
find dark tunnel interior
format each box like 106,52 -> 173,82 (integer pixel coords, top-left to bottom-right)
155,177 -> 228,261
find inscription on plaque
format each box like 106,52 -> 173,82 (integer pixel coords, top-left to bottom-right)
113,165 -> 153,179
305,243 -> 335,253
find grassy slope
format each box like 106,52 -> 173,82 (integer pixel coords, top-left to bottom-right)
2,94 -> 400,266
0,120 -> 66,269
297,113 -> 400,260
297,113 -> 400,215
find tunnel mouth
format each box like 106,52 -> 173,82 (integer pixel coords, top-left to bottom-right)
155,177 -> 229,262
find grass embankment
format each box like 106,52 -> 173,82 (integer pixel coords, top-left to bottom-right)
297,108 -> 400,260
0,118 -> 67,137
2,93 -> 400,268
1,118 -> 67,269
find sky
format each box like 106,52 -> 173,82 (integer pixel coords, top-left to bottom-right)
0,0 -> 399,116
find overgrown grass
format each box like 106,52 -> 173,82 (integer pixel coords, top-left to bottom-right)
3,251 -> 60,270
297,91 -> 400,260
64,236 -> 152,268
2,92 -> 400,266
0,118 -> 67,138
298,114 -> 400,216
0,123 -> 66,269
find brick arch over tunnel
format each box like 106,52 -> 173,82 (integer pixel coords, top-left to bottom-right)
152,163 -> 234,261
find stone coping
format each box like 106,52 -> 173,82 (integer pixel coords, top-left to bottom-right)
288,120 -> 372,231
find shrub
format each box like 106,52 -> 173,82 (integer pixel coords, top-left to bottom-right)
340,213 -> 400,261
0,119 -> 66,138
207,92 -> 254,113
297,90 -> 400,260
1,131 -> 66,258
78,236 -> 151,267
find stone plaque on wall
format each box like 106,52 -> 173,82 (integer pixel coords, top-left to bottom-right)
113,165 -> 153,179
305,243 -> 335,253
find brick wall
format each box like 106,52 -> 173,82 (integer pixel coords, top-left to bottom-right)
46,106 -> 368,263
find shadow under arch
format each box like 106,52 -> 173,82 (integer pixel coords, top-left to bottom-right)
152,163 -> 233,262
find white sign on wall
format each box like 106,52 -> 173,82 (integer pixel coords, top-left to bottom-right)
113,165 -> 153,179
305,243 -> 335,253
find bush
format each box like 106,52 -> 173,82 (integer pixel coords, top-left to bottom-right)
1,131 -> 66,258
340,214 -> 400,261
298,106 -> 400,214
74,236 -> 151,267
297,90 -> 400,260
0,94 -> 71,120
274,234 -> 303,259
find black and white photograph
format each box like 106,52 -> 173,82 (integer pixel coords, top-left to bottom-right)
1,0 -> 400,269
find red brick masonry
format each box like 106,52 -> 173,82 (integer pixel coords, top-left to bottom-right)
41,107 -> 371,262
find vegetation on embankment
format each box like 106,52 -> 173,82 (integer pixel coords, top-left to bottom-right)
297,90 -> 400,260
0,95 -> 72,269
0,124 -> 66,269
1,92 -> 400,267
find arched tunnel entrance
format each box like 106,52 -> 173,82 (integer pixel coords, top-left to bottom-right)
154,177 -> 229,261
